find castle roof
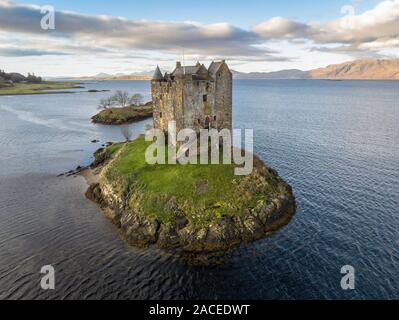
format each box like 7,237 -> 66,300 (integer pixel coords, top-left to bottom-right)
208,61 -> 224,75
152,66 -> 164,81
171,65 -> 201,76
163,61 -> 228,81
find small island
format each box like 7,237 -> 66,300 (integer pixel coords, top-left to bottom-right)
84,136 -> 296,264
83,61 -> 296,265
91,91 -> 153,125
92,104 -> 153,125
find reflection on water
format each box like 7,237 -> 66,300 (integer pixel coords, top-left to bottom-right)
0,80 -> 398,299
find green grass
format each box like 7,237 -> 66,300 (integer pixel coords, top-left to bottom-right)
102,136 -> 278,227
92,105 -> 153,125
106,143 -> 124,155
0,81 -> 81,96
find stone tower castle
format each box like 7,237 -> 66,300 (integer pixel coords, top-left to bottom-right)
151,61 -> 232,134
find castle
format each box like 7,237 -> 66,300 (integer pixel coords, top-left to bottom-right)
151,61 -> 232,135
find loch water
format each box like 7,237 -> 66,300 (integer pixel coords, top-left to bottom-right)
0,80 -> 398,299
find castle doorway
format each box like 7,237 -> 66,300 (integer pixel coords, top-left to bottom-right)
204,116 -> 210,129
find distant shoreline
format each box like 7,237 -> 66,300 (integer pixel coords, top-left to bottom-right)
52,77 -> 152,82
2,79 -> 398,97
232,78 -> 399,81
0,82 -> 115,96
0,91 -> 77,96
49,78 -> 399,82
0,81 -> 84,96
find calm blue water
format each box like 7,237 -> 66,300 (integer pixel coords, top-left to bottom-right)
0,80 -> 398,299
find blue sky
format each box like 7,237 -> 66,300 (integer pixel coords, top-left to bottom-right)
13,0 -> 379,25
2,0 -> 398,76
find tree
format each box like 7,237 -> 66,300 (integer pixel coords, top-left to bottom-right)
98,97 -> 114,110
130,93 -> 144,106
112,90 -> 130,108
120,125 -> 132,141
9,73 -> 26,83
26,73 -> 42,83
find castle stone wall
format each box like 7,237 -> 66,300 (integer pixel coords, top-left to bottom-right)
182,80 -> 216,131
151,80 -> 183,132
214,64 -> 233,131
151,61 -> 232,135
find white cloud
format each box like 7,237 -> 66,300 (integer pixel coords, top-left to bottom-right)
253,0 -> 399,53
252,17 -> 310,39
0,46 -> 68,56
0,1 -> 284,60
0,0 -> 398,75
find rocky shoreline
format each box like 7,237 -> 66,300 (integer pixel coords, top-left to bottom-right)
82,143 -> 296,265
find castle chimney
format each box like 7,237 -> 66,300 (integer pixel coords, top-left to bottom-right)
176,61 -> 182,68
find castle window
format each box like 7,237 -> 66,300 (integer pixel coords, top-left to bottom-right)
203,94 -> 207,102
160,112 -> 163,118
198,119 -> 201,124
214,115 -> 217,121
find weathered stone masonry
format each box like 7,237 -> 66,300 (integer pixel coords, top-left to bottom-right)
151,61 -> 232,135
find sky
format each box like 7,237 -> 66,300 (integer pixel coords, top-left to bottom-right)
1,0 -> 398,77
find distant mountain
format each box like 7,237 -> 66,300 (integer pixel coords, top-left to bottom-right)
81,68 -> 310,80
103,74 -> 152,80
77,71 -> 153,81
233,59 -> 399,80
93,72 -> 113,78
45,58 -> 399,81
45,71 -> 153,81
308,59 -> 399,80
232,69 -> 309,79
